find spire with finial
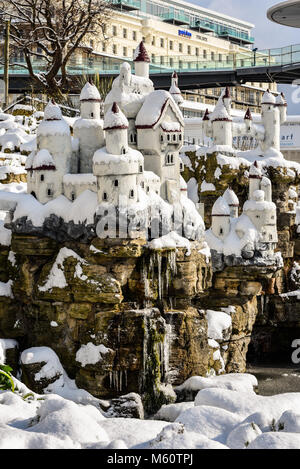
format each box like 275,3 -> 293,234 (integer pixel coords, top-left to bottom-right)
203,109 -> 210,121
244,108 -> 252,120
103,102 -> 129,131
133,41 -> 150,63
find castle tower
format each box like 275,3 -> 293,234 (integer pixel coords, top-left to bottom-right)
93,103 -> 143,208
276,92 -> 287,124
133,41 -> 150,79
249,161 -> 262,200
244,108 -> 252,132
169,71 -> 184,106
211,197 -> 231,240
223,87 -> 231,116
32,100 -> 72,202
202,109 -> 212,138
261,89 -> 281,152
243,189 -> 277,247
104,102 -> 129,155
211,99 -> 232,146
223,187 -> 239,218
73,82 -> 104,173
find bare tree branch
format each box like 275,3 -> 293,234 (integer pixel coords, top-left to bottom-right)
0,0 -> 114,96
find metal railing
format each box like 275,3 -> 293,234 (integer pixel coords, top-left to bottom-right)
2,43 -> 300,76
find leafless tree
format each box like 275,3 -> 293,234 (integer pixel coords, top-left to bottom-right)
0,0 -> 114,97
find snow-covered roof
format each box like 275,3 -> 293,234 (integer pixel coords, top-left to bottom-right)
223,188 -> 239,207
80,82 -> 101,102
212,197 -> 230,216
262,90 -> 276,105
103,102 -> 128,131
249,161 -> 262,179
133,41 -> 150,63
31,149 -> 55,171
210,99 -> 232,122
161,121 -> 181,132
44,101 -> 62,121
276,93 -> 287,107
135,90 -> 184,129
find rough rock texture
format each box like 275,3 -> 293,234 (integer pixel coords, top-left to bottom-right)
181,146 -> 300,367
0,234 -> 212,413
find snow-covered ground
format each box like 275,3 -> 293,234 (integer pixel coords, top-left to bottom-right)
1,345 -> 300,449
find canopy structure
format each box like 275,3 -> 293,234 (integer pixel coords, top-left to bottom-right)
267,1 -> 300,27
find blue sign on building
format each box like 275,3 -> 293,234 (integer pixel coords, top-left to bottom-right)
178,30 -> 192,38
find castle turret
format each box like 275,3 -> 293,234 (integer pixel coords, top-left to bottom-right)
30,100 -> 72,202
73,82 -> 104,173
243,189 -> 277,247
249,161 -> 262,200
169,71 -> 184,106
244,108 -> 252,132
211,99 -> 232,146
223,187 -> 239,218
133,41 -> 150,79
261,89 -> 281,152
276,92 -> 287,124
104,102 -> 129,155
211,197 -> 231,240
223,87 -> 231,116
202,109 -> 212,138
93,103 -> 143,208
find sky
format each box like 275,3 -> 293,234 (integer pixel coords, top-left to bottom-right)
189,0 -> 300,112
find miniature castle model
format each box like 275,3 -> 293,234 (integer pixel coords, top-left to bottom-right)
25,42 -> 200,241
205,161 -> 278,261
203,87 -> 287,154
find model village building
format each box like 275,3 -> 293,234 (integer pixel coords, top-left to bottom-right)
25,42 -> 187,219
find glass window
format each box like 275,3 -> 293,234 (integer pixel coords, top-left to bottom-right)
123,28 -> 127,39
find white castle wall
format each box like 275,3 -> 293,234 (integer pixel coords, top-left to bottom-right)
261,103 -> 281,152
28,169 -> 59,204
74,120 -> 104,173
211,215 -> 231,240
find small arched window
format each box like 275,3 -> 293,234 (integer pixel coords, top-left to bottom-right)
139,165 -> 143,173
129,189 -> 134,198
40,174 -> 44,182
121,147 -> 126,155
91,112 -> 94,118
71,192 -> 75,201
114,180 -> 119,187
220,228 -> 223,235
103,192 -> 108,201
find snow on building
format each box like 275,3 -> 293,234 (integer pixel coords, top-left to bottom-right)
16,42 -> 203,243
202,88 -> 287,157
73,81 -> 104,173
205,161 -> 278,261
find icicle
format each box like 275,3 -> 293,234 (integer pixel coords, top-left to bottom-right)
119,370 -> 122,392
117,325 -> 121,343
156,251 -> 162,299
109,371 -> 112,388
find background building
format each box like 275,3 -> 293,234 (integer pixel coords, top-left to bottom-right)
85,0 -> 277,113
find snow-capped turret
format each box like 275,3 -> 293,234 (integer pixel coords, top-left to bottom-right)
249,161 -> 262,199
169,71 -> 184,106
133,41 -> 150,79
210,99 -> 232,146
104,102 -> 129,155
79,82 -> 101,120
276,92 -> 287,124
244,107 -> 252,131
262,89 -> 276,106
211,196 -> 231,240
222,87 -> 231,116
74,81 -> 104,173
28,101 -> 73,203
223,187 -> 239,218
243,187 -> 277,246
261,176 -> 272,202
261,89 -> 281,152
